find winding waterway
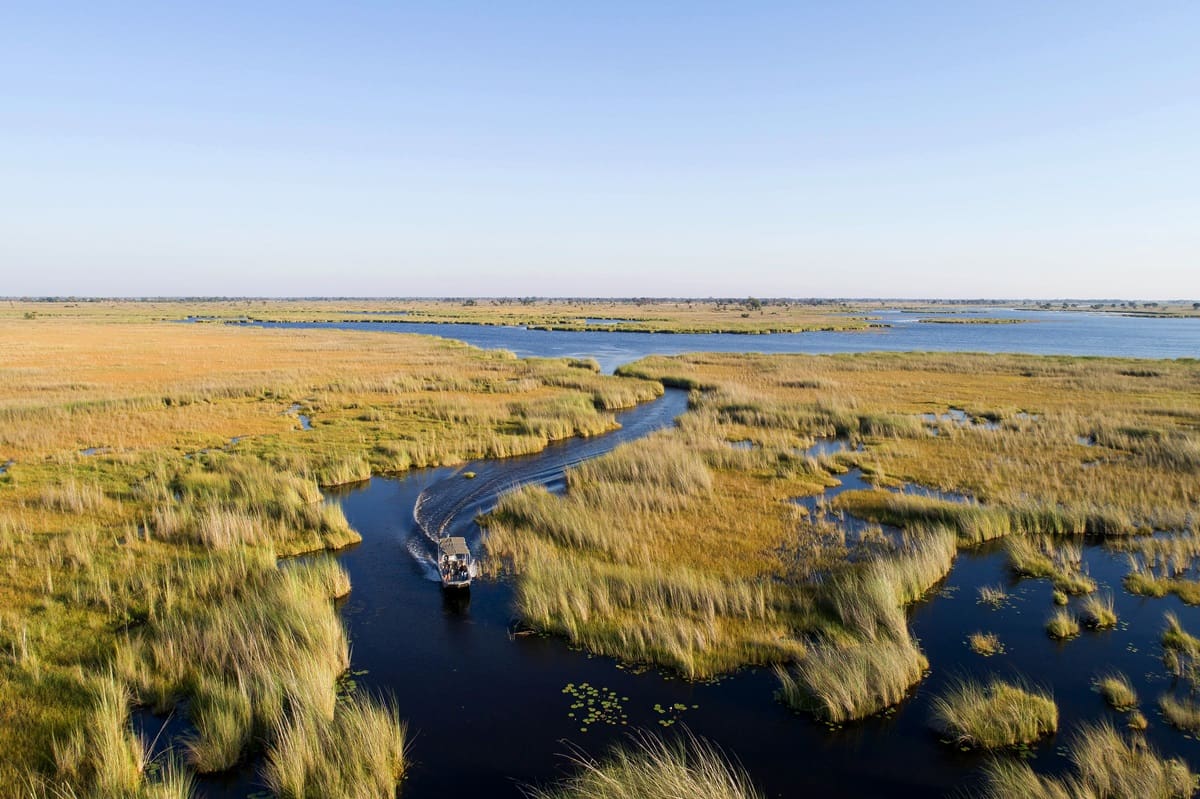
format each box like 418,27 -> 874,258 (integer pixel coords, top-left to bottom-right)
163,314 -> 1200,798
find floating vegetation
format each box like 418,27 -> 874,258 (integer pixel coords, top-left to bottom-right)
336,669 -> 370,699
652,701 -> 699,728
562,683 -> 628,732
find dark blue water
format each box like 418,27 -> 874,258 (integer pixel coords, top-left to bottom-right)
314,454 -> 1200,799
245,308 -> 1199,372
160,312 -> 1200,797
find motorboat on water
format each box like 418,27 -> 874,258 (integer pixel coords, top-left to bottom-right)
438,536 -> 473,589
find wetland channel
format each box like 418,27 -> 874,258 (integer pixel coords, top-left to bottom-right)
158,317 -> 1200,798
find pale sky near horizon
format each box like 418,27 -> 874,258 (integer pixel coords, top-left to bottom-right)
2,3 -> 1197,299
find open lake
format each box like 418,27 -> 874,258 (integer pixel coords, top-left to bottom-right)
246,308 -> 1198,372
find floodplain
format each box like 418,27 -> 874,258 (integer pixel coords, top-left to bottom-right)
2,305 -> 1199,798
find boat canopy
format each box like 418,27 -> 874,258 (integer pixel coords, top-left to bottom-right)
439,537 -> 470,557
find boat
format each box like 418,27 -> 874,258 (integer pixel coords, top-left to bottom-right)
438,536 -> 473,589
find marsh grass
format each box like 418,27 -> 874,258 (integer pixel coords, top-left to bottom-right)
1160,612 -> 1200,687
969,632 -> 1003,656
7,322 -> 1200,794
1161,612 -> 1200,656
1123,556 -> 1200,605
25,760 -> 195,799
775,531 -> 953,720
314,455 -> 371,488
930,678 -> 1057,749
1046,610 -> 1082,640
623,352 -> 1200,540
263,694 -> 407,799
0,317 -> 666,791
488,406 -> 954,689
979,584 -> 1008,608
525,731 -> 762,799
1080,594 -> 1118,629
1007,536 -> 1096,595
50,672 -> 146,796
119,559 -> 351,773
485,432 -> 813,678
776,637 -> 927,723
1094,672 -> 1138,711
38,481 -> 106,515
1158,694 -> 1200,733
980,722 -> 1193,799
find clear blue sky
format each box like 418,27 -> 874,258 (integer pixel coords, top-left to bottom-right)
2,2 -> 1197,298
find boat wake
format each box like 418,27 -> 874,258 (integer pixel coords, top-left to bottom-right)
405,537 -> 443,582
400,389 -> 689,580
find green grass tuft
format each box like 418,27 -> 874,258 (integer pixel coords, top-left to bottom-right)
1094,672 -> 1138,711
931,678 -> 1057,749
1046,609 -> 1081,640
263,694 -> 407,799
1158,694 -> 1200,733
979,721 -> 1192,798
525,732 -> 762,799
1080,594 -> 1118,629
968,632 -> 1003,656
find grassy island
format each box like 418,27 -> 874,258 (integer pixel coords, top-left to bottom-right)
485,350 -> 1200,722
0,316 -> 659,796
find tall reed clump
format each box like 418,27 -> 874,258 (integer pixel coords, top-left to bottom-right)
118,557 -> 352,773
1080,594 -> 1118,629
979,584 -> 1008,608
833,490 -> 1012,544
38,480 -> 107,515
314,455 -> 371,488
1094,672 -> 1138,711
525,732 -> 763,799
775,529 -> 955,721
930,678 -> 1057,749
149,455 -> 360,555
36,671 -> 196,799
776,637 -> 927,723
49,672 -> 146,796
1161,611 -> 1200,656
263,694 -> 407,799
1159,694 -> 1200,733
1119,534 -> 1200,604
1046,609 -> 1081,640
979,722 -> 1193,799
1007,536 -> 1096,595
1160,611 -> 1200,686
969,632 -> 1003,656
